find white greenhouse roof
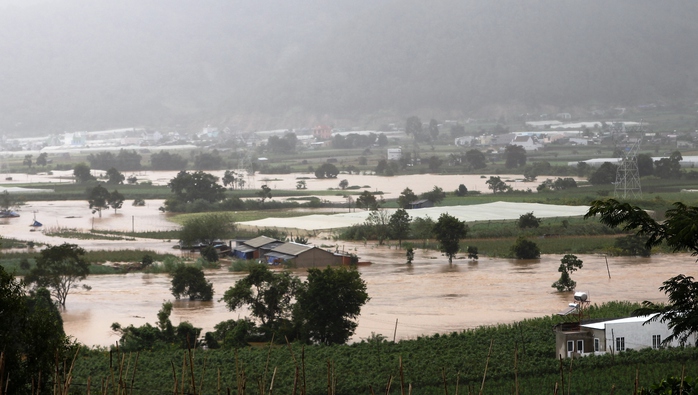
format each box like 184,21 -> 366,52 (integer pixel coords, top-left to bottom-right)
239,201 -> 590,231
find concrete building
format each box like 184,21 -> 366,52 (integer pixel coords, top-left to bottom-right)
554,314 -> 696,359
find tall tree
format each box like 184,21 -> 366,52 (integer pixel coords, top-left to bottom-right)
257,184 -> 273,202
171,265 -> 214,301
464,149 -> 487,169
585,198 -> 698,345
389,208 -> 411,247
654,151 -> 683,179
25,243 -> 90,307
356,190 -> 378,210
551,254 -> 584,292
486,176 -> 510,193
588,162 -> 619,185
151,150 -> 188,170
88,184 -> 111,217
73,163 -> 96,183
167,171 -> 226,204
504,144 -> 527,168
421,186 -> 446,204
105,167 -> 125,184
36,152 -> 48,166
428,118 -> 440,141
179,213 -> 235,248
432,213 -> 468,263
294,266 -> 369,345
396,187 -> 418,209
314,163 -> 339,178
636,153 -> 654,177
108,189 -> 125,214
222,264 -> 301,338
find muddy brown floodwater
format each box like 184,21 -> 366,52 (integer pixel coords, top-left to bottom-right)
61,242 -> 696,347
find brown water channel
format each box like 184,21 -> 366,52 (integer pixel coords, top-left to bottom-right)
61,244 -> 696,347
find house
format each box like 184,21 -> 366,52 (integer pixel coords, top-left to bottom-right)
554,313 -> 696,359
454,136 -> 474,147
232,236 -> 283,260
313,125 -> 332,140
263,242 -> 340,267
408,199 -> 433,209
387,148 -> 402,161
510,135 -> 543,151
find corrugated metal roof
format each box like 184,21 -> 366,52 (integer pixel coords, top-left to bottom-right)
270,242 -> 314,256
243,235 -> 280,248
581,314 -> 657,330
265,252 -> 295,260
234,245 -> 256,253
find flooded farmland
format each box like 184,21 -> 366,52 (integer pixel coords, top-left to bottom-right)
60,247 -> 695,347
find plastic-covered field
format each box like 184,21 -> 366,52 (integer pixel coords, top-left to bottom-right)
239,201 -> 590,231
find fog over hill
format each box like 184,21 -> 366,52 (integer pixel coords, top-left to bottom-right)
1,0 -> 697,133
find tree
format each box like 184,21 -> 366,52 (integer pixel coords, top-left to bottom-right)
73,163 -> 96,183
450,123 -> 466,138
25,243 -> 89,307
428,155 -> 443,171
389,208 -> 411,247
0,267 -> 67,394
167,171 -> 226,204
428,118 -> 440,141
397,187 -> 418,209
23,154 -> 32,168
588,162 -> 618,185
222,170 -> 237,189
634,275 -> 698,346
179,213 -> 235,248
432,213 -> 468,263
36,152 -> 48,166
504,144 -> 527,168
455,184 -> 468,197
406,247 -> 415,264
405,116 -> 423,139
585,198 -> 698,345
411,216 -> 435,242
221,264 -> 301,338
151,150 -> 187,170
294,266 -> 369,345
339,179 -> 349,189
517,212 -> 541,229
552,254 -> 583,292
465,149 -> 487,169
171,265 -> 214,301
486,176 -> 510,193
315,163 -> 339,178
377,133 -> 388,146
108,189 -> 125,214
366,209 -> 390,245
421,186 -> 446,204
511,237 -> 540,259
257,184 -> 273,202
0,190 -> 22,212
467,246 -> 478,260
614,234 -> 651,257
654,151 -> 683,179
636,153 -> 654,177
194,151 -> 224,170
296,180 -> 307,189
88,184 -> 111,217
356,190 -> 378,210
105,167 -> 125,184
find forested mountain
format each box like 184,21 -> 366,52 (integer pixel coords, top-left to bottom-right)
1,0 -> 697,133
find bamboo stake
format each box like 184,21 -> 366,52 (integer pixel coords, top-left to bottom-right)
302,346 -> 307,395
263,335 -> 275,394
553,382 -> 558,395
454,372 -> 460,395
292,367 -> 299,395
393,319 -> 399,343
384,375 -> 393,395
129,352 -> 140,395
478,339 -> 493,395
680,364 -> 686,394
269,366 -> 277,395
610,384 -> 615,394
604,255 -> 611,279
558,355 -> 564,395
86,376 -> 91,395
326,361 -> 331,395
399,356 -> 405,395
369,385 -> 376,395
200,356 -> 208,395
218,368 -> 221,395
187,338 -> 196,395
567,353 -> 573,395
441,368 -> 449,395
180,352 -> 187,395
170,360 -> 178,395
514,345 -> 519,395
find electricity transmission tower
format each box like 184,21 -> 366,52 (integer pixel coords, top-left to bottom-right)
614,122 -> 645,199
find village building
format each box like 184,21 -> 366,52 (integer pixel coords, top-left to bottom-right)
232,235 -> 283,260
264,242 -> 345,267
313,125 -> 332,140
510,135 -> 543,151
554,313 -> 696,359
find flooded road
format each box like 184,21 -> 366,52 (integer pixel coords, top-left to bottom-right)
61,244 -> 696,347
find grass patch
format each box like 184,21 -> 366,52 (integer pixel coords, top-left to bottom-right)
43,227 -> 134,241
91,229 -> 180,240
